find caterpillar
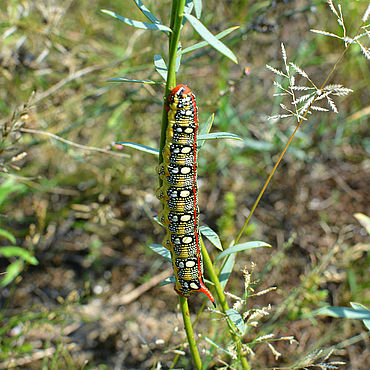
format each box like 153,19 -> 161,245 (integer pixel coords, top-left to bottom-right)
156,85 -> 215,306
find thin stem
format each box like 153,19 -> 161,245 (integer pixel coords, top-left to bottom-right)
179,296 -> 202,370
234,119 -> 303,245
158,0 -> 186,172
169,300 -> 206,370
20,128 -> 129,158
201,241 -> 250,370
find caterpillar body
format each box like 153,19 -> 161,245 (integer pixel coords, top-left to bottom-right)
157,85 -> 215,306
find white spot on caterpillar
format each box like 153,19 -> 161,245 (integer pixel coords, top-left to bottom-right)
184,128 -> 193,134
182,236 -> 192,244
181,167 -> 191,174
183,281 -> 189,288
181,147 -> 192,154
190,282 -> 198,290
185,110 -> 192,116
180,215 -> 191,222
169,191 -> 177,198
186,260 -> 196,268
176,127 -> 182,132
173,148 -> 180,153
171,167 -> 179,174
178,261 -> 185,268
180,190 -> 190,197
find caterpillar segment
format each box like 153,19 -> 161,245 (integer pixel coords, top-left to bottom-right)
156,84 -> 215,306
159,209 -> 198,234
164,143 -> 195,165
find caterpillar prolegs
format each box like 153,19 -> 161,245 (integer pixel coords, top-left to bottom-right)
156,85 -> 215,306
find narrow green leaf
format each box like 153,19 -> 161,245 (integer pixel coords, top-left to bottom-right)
200,226 -> 223,251
133,0 -> 162,25
154,55 -> 168,81
193,0 -> 202,18
116,142 -> 159,156
182,26 -> 240,55
226,308 -> 245,335
148,244 -> 172,262
197,114 -> 214,149
215,241 -> 271,262
242,138 -> 275,151
314,306 -> 370,321
0,246 -> 38,265
199,114 -> 214,135
197,132 -> 243,142
160,276 -> 176,286
0,229 -> 16,244
351,302 -> 370,330
219,253 -> 235,290
183,0 -> 194,16
183,14 -> 238,64
0,260 -> 23,287
101,9 -> 172,32
108,78 -> 164,85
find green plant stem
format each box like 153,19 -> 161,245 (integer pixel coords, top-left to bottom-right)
158,0 -> 186,171
201,241 -> 250,370
179,296 -> 202,370
169,300 -> 206,370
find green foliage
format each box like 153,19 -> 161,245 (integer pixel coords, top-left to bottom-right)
101,9 -> 172,33
0,0 -> 368,368
0,178 -> 37,287
199,226 -> 223,251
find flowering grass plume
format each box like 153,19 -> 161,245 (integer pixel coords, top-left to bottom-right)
267,43 -> 352,122
311,0 -> 370,59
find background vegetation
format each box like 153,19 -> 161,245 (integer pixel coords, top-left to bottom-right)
0,0 -> 368,368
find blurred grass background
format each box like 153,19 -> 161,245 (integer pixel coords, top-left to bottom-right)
0,0 -> 369,368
